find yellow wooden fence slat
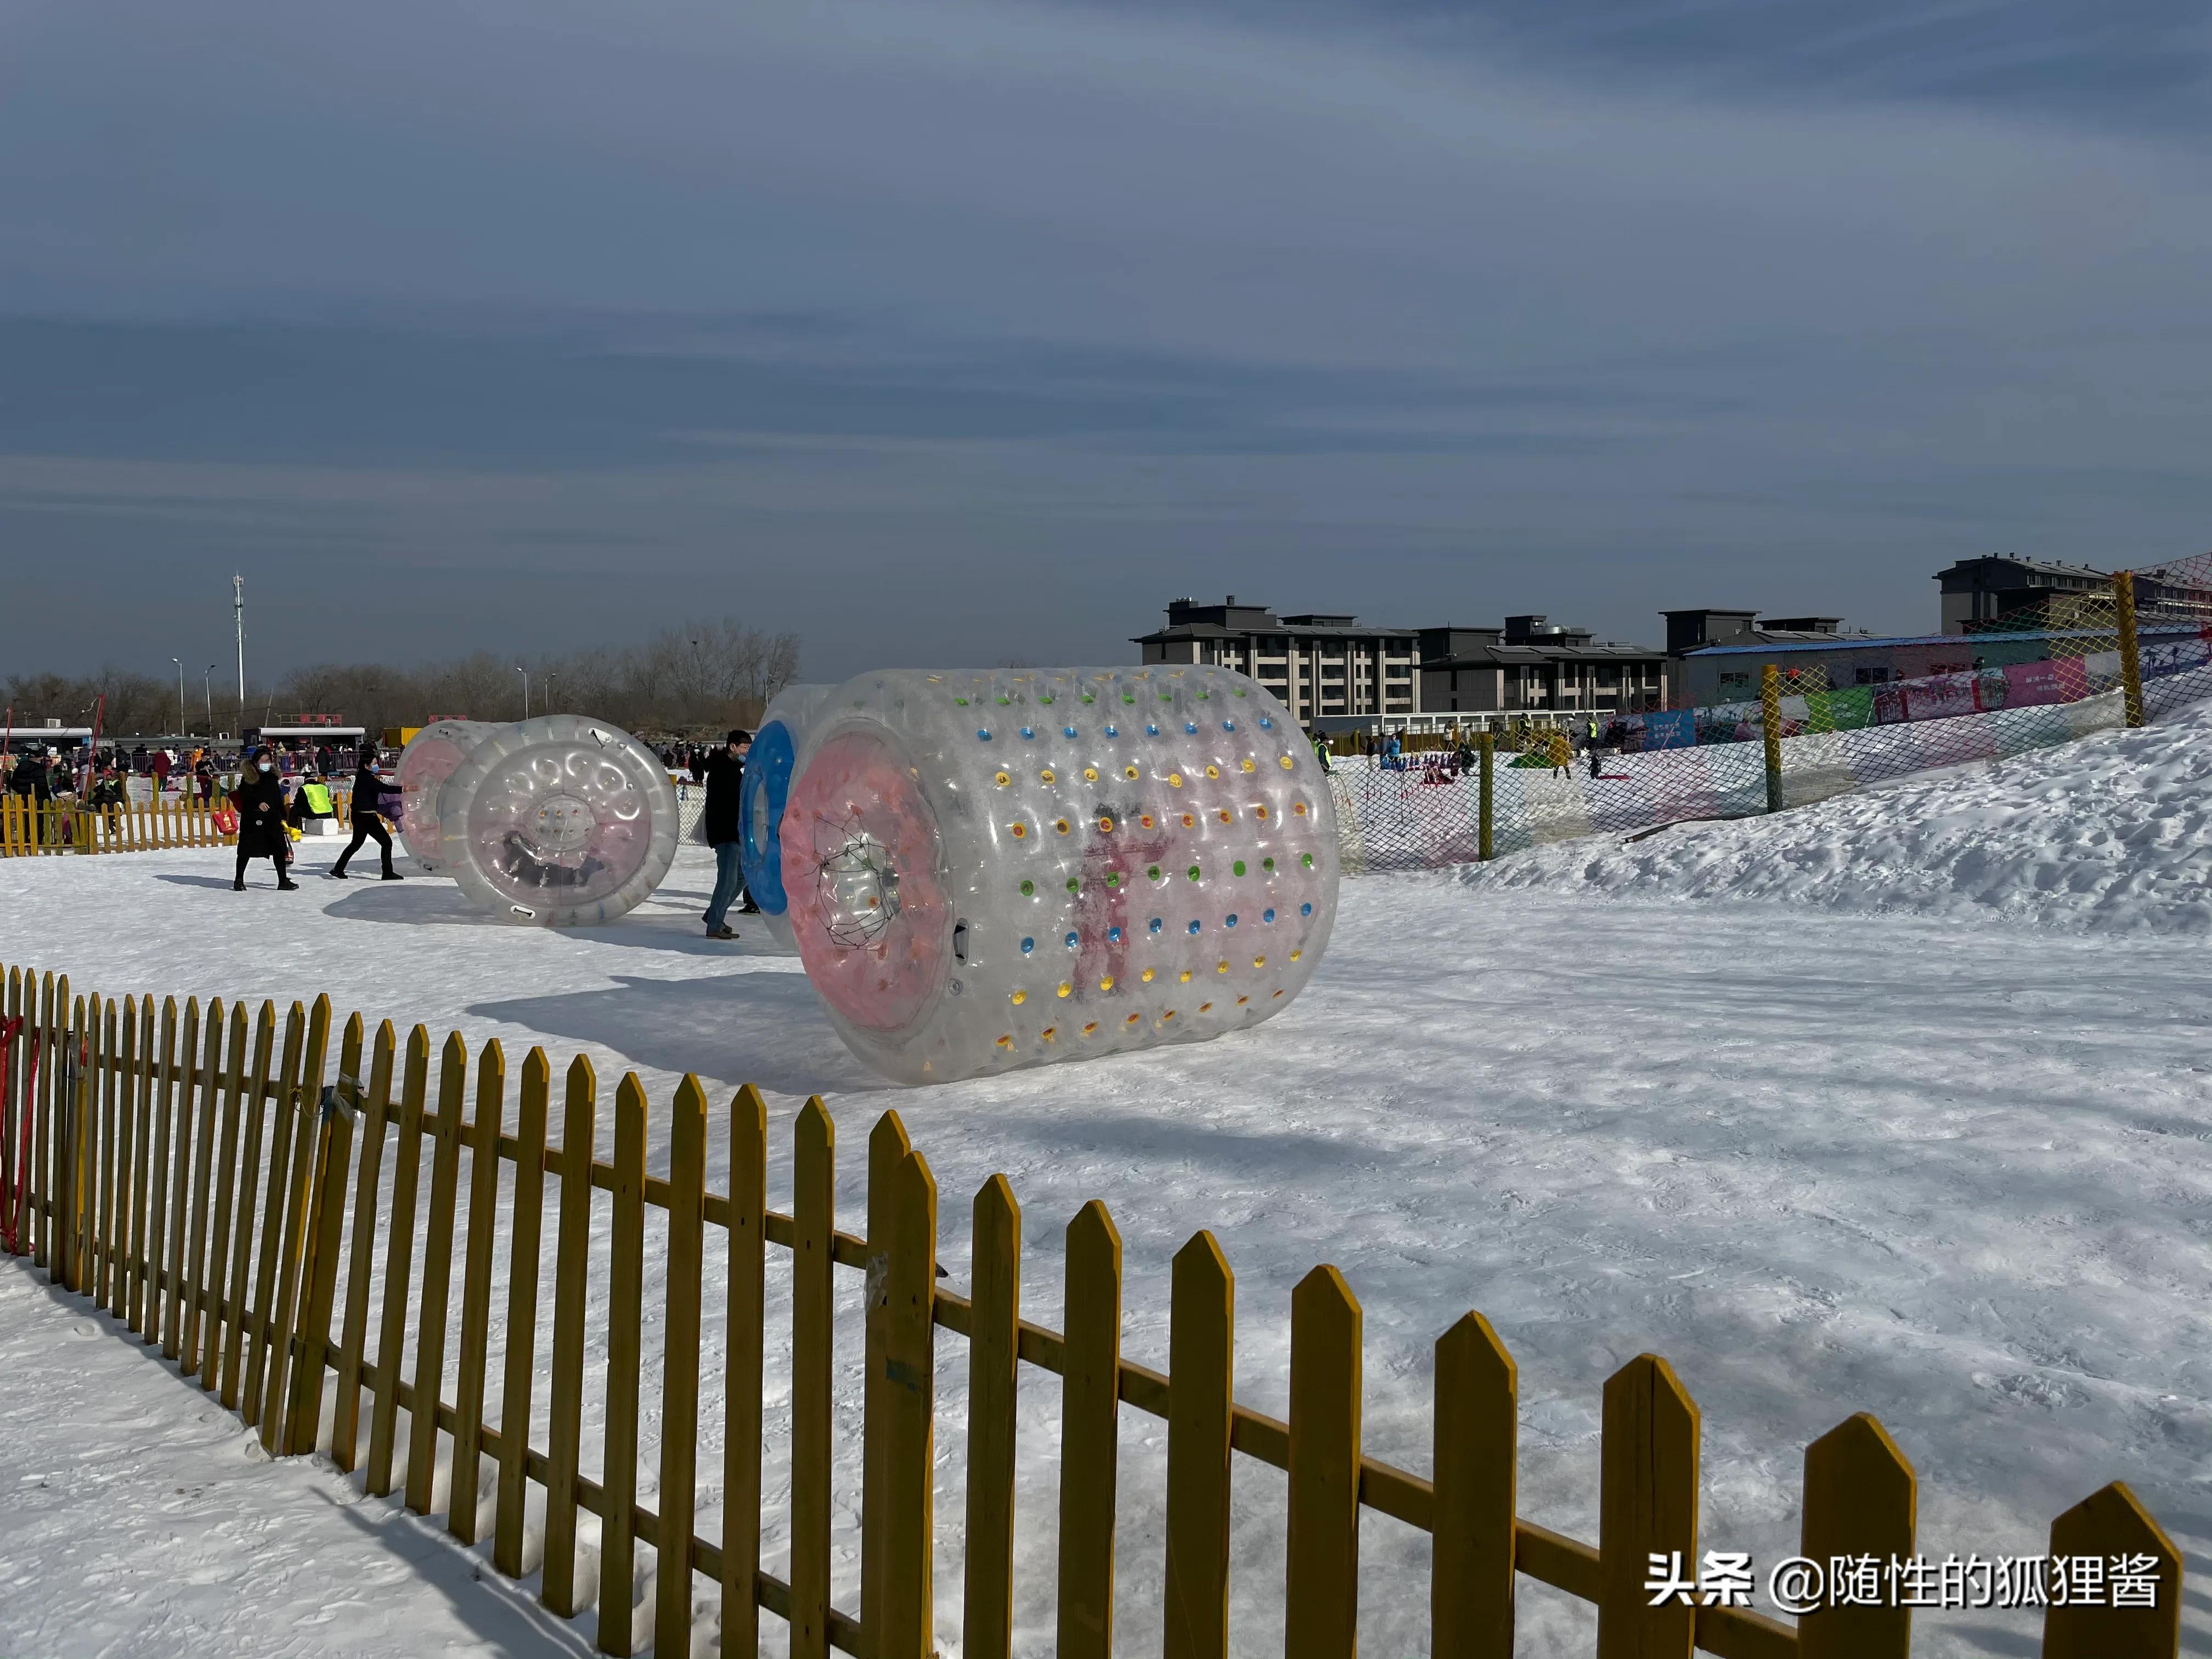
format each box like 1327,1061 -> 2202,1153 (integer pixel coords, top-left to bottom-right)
137,995 -> 173,1313
1798,1413 -> 1913,1659
197,1002 -> 249,1379
161,995 -> 199,1351
332,1022 -> 398,1472
220,1003 -> 279,1408
448,1039 -> 507,1544
1431,1311 -> 1518,1659
2042,1481 -> 2181,1659
127,996 -> 154,1331
860,1107 -> 913,1638
962,1173 -> 1022,1659
541,1054 -> 598,1619
720,1082 -> 768,1659
242,1000 -> 309,1427
654,1075 -> 710,1659
259,994 -> 332,1453
38,974 -> 60,1275
1163,1228 -> 1233,1659
405,1030 -> 470,1515
1285,1265 -> 1363,1659
1057,1198 -> 1123,1659
792,1094 -> 837,1659
492,1047 -> 551,1576
97,998 -> 119,1308
108,992 -> 135,1312
180,998 -> 226,1372
877,1147 -> 939,1659
64,993 -> 87,1292
286,1013 -> 363,1454
596,1073 -> 649,1658
366,1027 -> 432,1499
72,993 -> 95,1296
1,967 -> 19,1250
1596,1353 -> 1701,1659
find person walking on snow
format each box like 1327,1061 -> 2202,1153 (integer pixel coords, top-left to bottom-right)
231,747 -> 297,890
331,746 -> 404,881
699,729 -> 751,940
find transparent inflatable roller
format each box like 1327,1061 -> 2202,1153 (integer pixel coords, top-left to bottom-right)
436,715 -> 680,927
739,684 -> 837,949
393,719 -> 497,872
780,666 -> 1339,1084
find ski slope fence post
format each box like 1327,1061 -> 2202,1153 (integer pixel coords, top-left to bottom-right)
1760,664 -> 1785,814
2113,570 -> 2147,729
1478,732 -> 1495,861
0,958 -> 2190,1659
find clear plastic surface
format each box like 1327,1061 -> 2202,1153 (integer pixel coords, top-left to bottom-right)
436,715 -> 680,926
393,720 -> 496,871
780,666 -> 1339,1083
740,684 -> 836,948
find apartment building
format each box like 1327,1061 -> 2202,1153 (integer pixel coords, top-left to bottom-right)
1132,596 -> 1421,722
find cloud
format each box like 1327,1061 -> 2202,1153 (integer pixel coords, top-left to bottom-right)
0,0 -> 2208,678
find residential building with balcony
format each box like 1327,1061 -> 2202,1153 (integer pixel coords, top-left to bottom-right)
1417,616 -> 1669,718
1133,596 -> 1421,724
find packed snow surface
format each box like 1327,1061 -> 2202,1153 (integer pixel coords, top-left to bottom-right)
1466,697 -> 2212,931
3,754 -> 2211,1656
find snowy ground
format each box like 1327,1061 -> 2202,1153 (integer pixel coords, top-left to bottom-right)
1469,698 -> 2212,933
0,1258 -> 592,1658
3,742 -> 2211,1656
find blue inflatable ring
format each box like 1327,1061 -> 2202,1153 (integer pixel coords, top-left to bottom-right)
738,719 -> 798,916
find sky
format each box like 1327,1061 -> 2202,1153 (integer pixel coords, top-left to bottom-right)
2,0 -> 2209,685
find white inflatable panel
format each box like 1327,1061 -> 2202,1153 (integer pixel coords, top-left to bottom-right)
393,719 -> 496,872
779,666 -> 1339,1084
437,715 -> 680,927
740,684 -> 836,949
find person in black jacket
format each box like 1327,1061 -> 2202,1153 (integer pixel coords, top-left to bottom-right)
698,729 -> 750,939
232,747 -> 297,891
331,746 -> 403,881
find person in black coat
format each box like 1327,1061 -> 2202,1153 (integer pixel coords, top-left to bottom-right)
232,747 -> 297,891
331,747 -> 403,880
698,730 -> 751,938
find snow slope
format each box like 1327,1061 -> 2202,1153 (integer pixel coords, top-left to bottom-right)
2,838 -> 2210,1656
1464,696 -> 2212,932
0,1257 -> 592,1658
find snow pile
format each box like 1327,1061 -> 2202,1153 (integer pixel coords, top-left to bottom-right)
1464,696 -> 2212,932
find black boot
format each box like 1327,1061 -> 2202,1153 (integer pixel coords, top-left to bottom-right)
380,866 -> 403,881
233,877 -> 246,891
331,865 -> 349,879
279,875 -> 299,891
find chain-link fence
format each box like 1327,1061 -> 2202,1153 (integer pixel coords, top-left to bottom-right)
1331,554 -> 2212,873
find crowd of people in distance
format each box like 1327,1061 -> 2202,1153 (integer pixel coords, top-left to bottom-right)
5,737 -> 402,889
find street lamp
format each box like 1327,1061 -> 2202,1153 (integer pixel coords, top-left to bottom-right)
515,665 -> 530,720
543,672 -> 557,714
204,665 -> 216,734
172,657 -> 185,736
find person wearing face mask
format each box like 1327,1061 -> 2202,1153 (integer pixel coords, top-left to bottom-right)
231,747 -> 297,891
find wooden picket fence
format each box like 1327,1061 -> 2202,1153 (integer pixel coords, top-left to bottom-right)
0,791 -> 357,856
0,960 -> 2186,1658
2,794 -> 234,855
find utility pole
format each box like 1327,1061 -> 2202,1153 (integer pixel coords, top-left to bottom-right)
233,574 -> 246,736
